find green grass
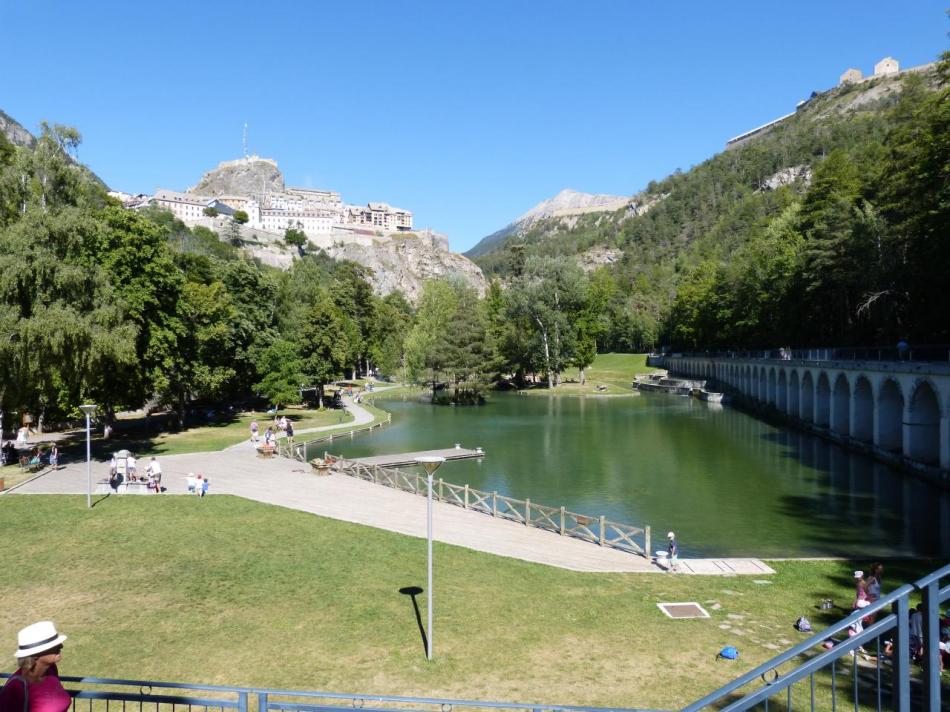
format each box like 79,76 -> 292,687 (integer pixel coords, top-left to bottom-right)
0,495 -> 935,708
521,352 -> 658,396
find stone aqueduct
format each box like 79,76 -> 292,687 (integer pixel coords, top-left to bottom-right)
650,356 -> 950,477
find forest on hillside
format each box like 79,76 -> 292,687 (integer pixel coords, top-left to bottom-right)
475,54 -> 949,352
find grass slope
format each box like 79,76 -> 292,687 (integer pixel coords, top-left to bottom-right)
0,496 -> 933,708
520,353 -> 658,396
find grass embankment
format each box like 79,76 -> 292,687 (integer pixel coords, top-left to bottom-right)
520,352 -> 658,396
0,496 -> 935,708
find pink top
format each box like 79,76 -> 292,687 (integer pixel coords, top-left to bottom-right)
0,666 -> 71,712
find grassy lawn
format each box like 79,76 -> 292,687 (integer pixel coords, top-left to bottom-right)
521,353 -> 658,396
0,495 -> 936,708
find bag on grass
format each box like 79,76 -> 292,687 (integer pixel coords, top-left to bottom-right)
795,616 -> 813,633
717,646 -> 739,660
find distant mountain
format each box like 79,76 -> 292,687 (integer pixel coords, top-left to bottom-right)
465,189 -> 630,258
468,61 -> 941,278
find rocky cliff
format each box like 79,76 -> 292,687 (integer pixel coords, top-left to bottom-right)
188,156 -> 285,196
0,110 -> 37,149
323,231 -> 486,302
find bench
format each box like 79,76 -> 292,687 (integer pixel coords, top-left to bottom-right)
256,445 -> 276,458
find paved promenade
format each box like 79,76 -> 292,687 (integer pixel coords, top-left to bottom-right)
4,397 -> 773,575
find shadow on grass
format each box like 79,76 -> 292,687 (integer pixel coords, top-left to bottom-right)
398,585 -> 428,657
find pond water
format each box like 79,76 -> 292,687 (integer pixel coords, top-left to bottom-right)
335,392 -> 949,559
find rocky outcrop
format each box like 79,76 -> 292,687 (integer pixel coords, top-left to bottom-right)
188,156 -> 284,196
0,110 -> 36,149
577,245 -> 623,272
323,230 -> 486,303
759,165 -> 812,191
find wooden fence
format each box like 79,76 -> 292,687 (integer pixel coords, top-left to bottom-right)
329,456 -> 650,557
278,413 -> 393,462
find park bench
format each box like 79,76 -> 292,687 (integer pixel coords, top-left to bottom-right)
256,444 -> 276,458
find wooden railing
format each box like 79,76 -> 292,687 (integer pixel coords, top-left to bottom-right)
328,455 -> 650,557
278,412 -> 393,462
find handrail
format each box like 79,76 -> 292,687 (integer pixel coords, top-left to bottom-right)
682,561 -> 950,711
330,455 -> 650,558
0,673 -> 661,712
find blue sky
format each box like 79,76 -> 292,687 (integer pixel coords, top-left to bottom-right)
1,2 -> 946,253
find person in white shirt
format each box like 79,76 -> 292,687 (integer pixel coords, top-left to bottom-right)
127,454 -> 138,480
146,457 -> 162,492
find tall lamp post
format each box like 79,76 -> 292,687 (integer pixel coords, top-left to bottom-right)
415,455 -> 445,661
79,404 -> 97,508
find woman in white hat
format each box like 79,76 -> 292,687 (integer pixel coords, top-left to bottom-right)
0,621 -> 71,712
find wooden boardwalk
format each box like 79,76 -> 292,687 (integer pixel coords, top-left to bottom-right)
350,447 -> 484,467
4,445 -> 772,575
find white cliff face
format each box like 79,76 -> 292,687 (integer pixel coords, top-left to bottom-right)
323,230 -> 486,303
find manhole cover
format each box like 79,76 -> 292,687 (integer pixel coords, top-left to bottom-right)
658,602 -> 710,619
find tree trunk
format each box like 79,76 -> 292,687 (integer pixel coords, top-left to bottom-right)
533,315 -> 553,389
579,367 -> 586,385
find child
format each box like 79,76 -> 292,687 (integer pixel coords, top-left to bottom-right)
667,531 -> 679,573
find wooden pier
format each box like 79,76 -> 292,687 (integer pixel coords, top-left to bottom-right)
349,446 -> 484,468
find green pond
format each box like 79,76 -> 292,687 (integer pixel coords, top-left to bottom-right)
335,392 -> 949,559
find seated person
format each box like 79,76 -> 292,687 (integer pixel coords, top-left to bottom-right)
186,473 -> 197,493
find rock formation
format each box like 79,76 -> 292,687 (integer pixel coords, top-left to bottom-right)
188,156 -> 284,196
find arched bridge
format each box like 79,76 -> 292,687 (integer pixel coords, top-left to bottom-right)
649,355 -> 950,478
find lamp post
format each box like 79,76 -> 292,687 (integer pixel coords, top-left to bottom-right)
79,405 -> 97,508
415,455 -> 445,661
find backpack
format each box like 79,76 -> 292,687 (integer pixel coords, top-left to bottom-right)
717,646 -> 739,660
795,616 -> 813,633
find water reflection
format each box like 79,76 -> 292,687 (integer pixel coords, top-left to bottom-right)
338,393 -> 949,558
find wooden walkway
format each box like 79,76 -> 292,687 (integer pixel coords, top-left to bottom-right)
350,447 -> 484,467
4,448 -> 772,575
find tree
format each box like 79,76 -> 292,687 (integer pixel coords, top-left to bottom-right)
233,210 -> 249,224
203,206 -> 219,218
504,257 -> 588,388
298,293 -> 354,407
253,338 -> 305,408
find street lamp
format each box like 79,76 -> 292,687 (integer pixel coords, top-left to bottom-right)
79,404 -> 97,508
415,455 -> 445,661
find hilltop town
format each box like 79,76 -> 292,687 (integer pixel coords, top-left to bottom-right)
111,155 -> 414,244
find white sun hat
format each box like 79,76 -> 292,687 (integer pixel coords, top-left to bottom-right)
853,570 -> 864,578
667,531 -> 675,538
15,621 -> 67,658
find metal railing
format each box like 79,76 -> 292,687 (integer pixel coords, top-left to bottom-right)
683,562 -> 950,711
329,456 -> 650,557
651,346 -> 950,363
0,675 -> 660,712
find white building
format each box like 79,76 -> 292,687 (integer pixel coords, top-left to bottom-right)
839,68 -> 863,85
151,189 -> 213,222
345,202 -> 413,231
874,56 -> 899,77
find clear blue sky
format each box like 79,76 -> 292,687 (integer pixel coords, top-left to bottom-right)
1,2 -> 946,253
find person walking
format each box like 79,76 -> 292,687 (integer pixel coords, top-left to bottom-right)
249,420 -> 259,443
285,420 -> 294,443
0,621 -> 71,712
667,531 -> 679,573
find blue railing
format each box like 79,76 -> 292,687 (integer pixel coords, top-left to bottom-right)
683,562 -> 950,711
4,565 -> 946,712
0,674 -> 661,712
